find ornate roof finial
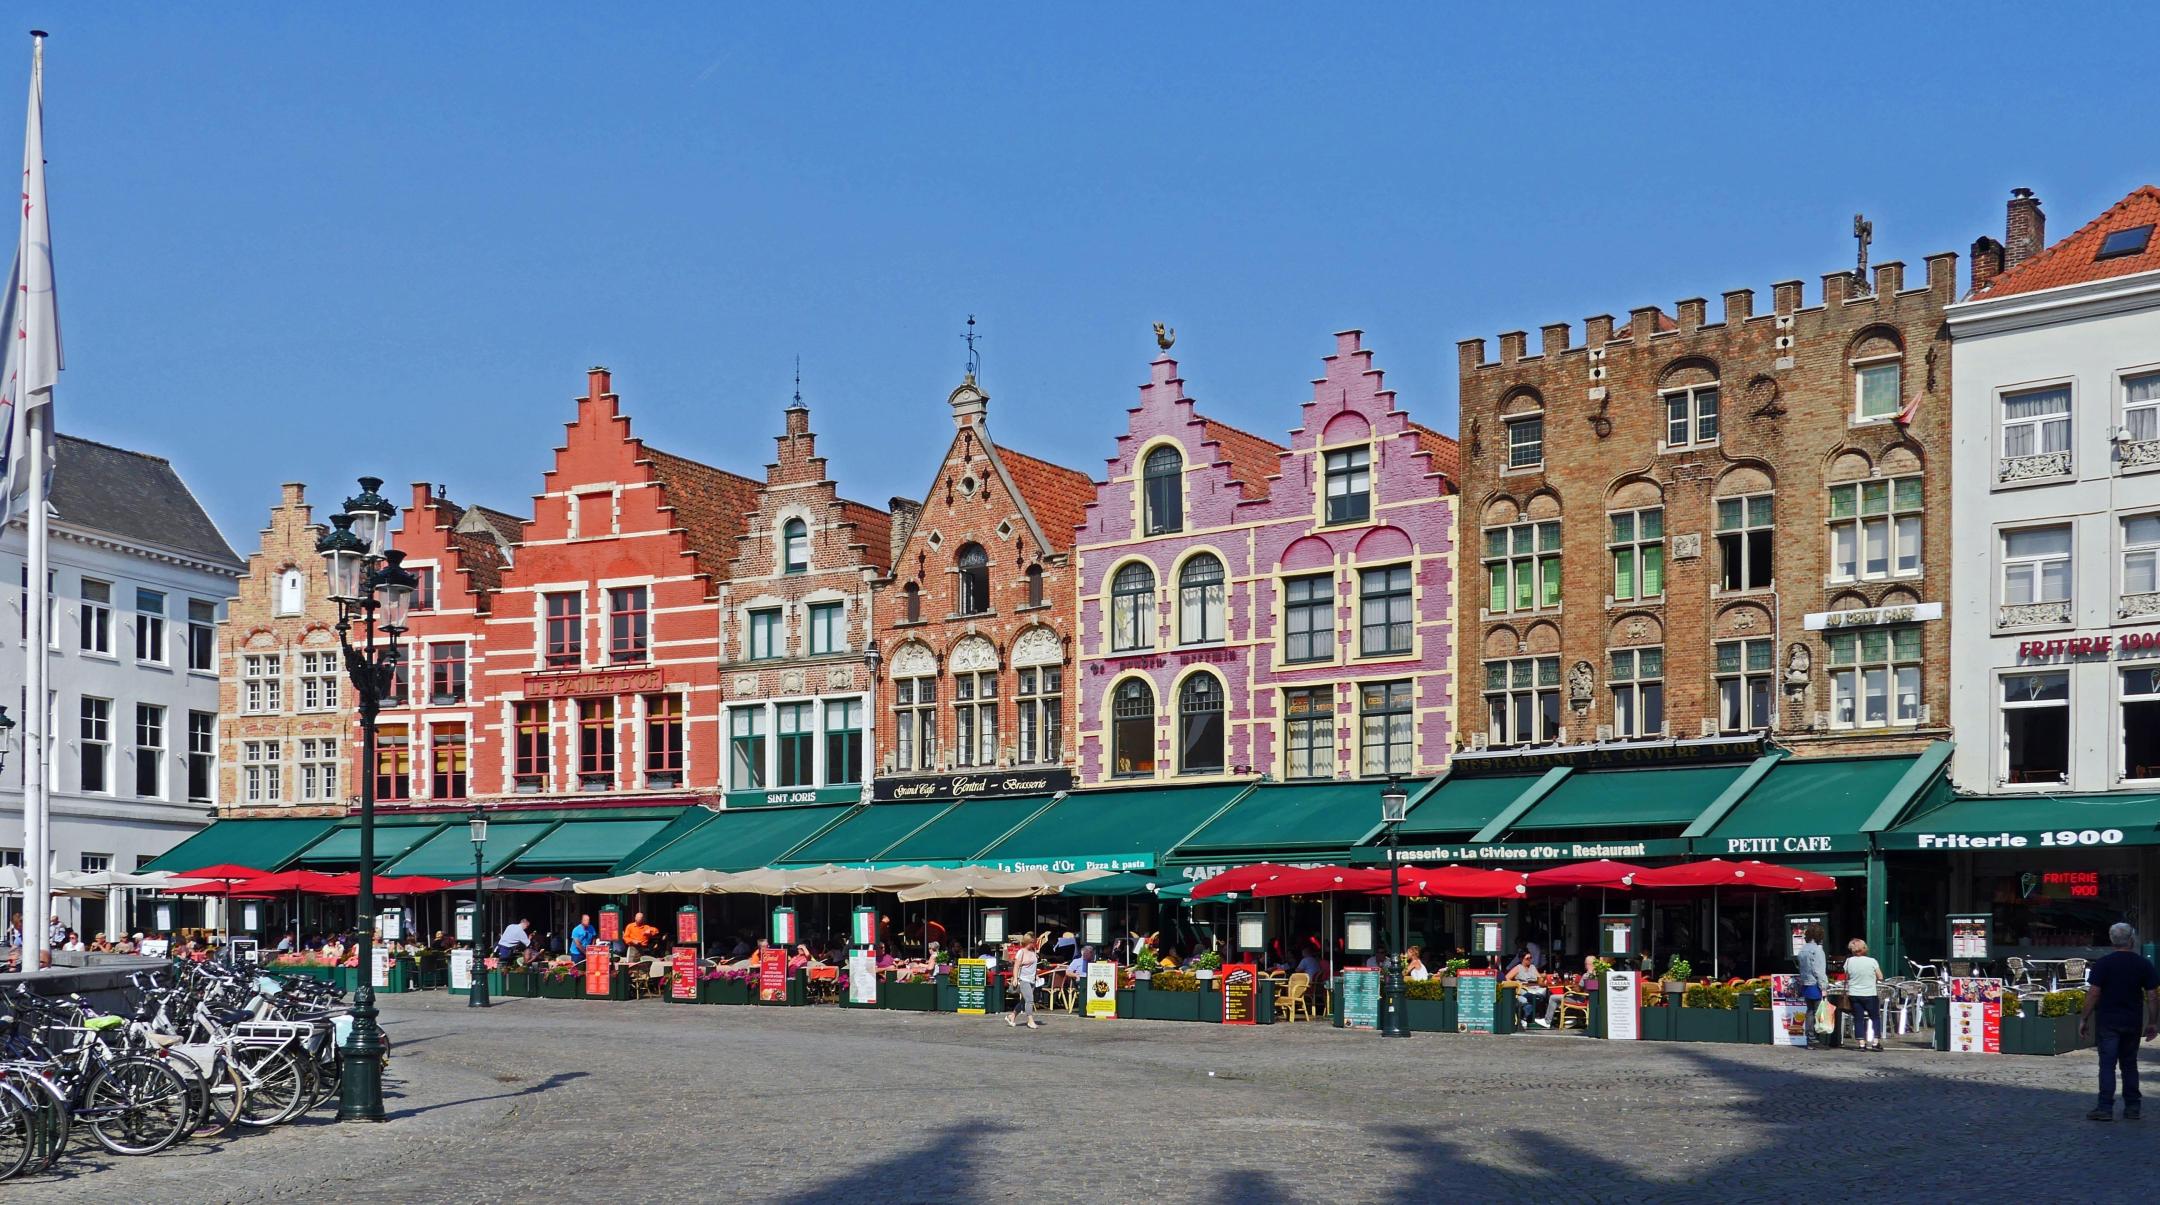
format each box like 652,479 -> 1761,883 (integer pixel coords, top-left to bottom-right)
1154,321 -> 1176,352
962,314 -> 980,382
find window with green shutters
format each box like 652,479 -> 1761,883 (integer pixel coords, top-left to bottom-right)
1484,520 -> 1561,614
1825,626 -> 1922,729
1609,508 -> 1664,602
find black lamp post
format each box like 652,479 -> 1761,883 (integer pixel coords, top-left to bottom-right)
316,477 -> 416,1123
0,704 -> 15,772
468,809 -> 490,1008
1379,775 -> 1410,1038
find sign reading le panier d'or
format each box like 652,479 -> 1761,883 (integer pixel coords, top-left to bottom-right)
874,768 -> 1076,803
523,666 -> 666,699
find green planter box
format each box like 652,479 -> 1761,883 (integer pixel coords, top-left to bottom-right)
1115,988 -> 1135,1018
1930,998 -> 1950,1050
1674,1005 -> 1746,1044
756,972 -> 807,1007
539,973 -> 582,999
1133,985 -> 1204,1022
701,977 -> 753,1005
936,981 -> 960,1013
501,971 -> 542,999
2002,1011 -> 2091,1056
585,969 -> 631,1001
1638,998 -> 1676,1041
882,981 -> 938,1012
1403,996 -> 1448,1033
1200,979 -> 1276,1025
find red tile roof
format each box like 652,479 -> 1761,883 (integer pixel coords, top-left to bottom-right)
838,499 -> 896,574
468,505 -> 526,545
994,445 -> 1094,552
1973,185 -> 2160,299
643,448 -> 761,573
1200,418 -> 1286,499
1407,422 -> 1463,487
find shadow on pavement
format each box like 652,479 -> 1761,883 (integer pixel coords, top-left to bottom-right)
789,1119 -> 1010,1204
384,1069 -> 590,1120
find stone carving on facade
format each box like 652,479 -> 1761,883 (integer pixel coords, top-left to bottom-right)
890,641 -> 936,678
950,635 -> 998,673
826,666 -> 856,690
1784,642 -> 1811,690
2120,439 -> 2160,471
1567,659 -> 1594,710
1998,601 -> 2073,628
1011,625 -> 1062,667
1670,533 -> 1702,559
1626,617 -> 1650,643
2118,592 -> 2160,621
733,674 -> 758,697
1997,451 -> 2072,483
779,669 -> 806,695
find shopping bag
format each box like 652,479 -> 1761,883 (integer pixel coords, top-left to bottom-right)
1814,1000 -> 1836,1035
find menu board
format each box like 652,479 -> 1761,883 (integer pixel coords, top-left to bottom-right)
1600,916 -> 1633,956
758,947 -> 789,1003
1456,969 -> 1496,1033
454,907 -> 475,943
956,958 -> 990,1015
670,946 -> 698,1001
598,906 -> 621,944
1339,968 -> 1380,1030
1085,962 -> 1118,1019
1603,971 -> 1640,1040
1771,1001 -> 1808,1046
848,949 -> 878,1005
449,948 -> 473,990
1947,979 -> 2003,1053
676,907 -> 700,947
371,946 -> 391,989
1220,964 -> 1258,1025
584,945 -> 612,996
228,938 -> 259,966
1471,915 -> 1506,956
1949,915 -> 1992,961
377,911 -> 403,942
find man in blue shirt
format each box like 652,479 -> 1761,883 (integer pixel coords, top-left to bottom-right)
569,914 -> 597,960
2080,922 -> 2160,1121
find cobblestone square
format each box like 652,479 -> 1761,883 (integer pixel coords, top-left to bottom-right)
19,993 -> 2156,1203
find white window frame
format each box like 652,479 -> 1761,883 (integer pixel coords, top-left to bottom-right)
893,676 -> 936,772
2000,383 -> 2072,466
134,588 -> 167,664
242,739 -> 282,804
1999,669 -> 2069,788
1852,355 -> 1903,423
1824,626 -> 1923,730
80,578 -> 112,655
1503,415 -> 1543,471
1014,666 -> 1061,767
2123,513 -> 2160,600
299,649 -> 340,712
1662,383 -> 1721,449
1828,476 -> 1924,583
2001,524 -> 2072,607
298,736 -> 340,804
133,703 -> 166,799
953,670 -> 997,768
243,653 -> 283,715
2123,368 -> 2160,447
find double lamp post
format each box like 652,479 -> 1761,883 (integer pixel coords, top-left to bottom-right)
1379,775 -> 1409,1039
315,477 -> 418,1122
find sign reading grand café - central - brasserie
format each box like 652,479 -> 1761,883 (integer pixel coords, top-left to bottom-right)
872,768 -> 1075,803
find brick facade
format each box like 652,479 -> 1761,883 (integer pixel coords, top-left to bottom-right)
1074,331 -> 1459,786
869,375 -> 1090,788
1455,255 -> 1958,757
714,403 -> 893,803
218,483 -> 352,817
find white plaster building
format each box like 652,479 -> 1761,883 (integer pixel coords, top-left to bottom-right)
0,435 -> 242,937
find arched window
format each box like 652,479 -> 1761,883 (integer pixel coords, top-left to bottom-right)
1178,674 -> 1225,774
902,582 -> 921,624
276,568 -> 305,617
1109,563 -> 1155,652
782,518 -> 809,574
1025,564 -> 1045,608
1112,679 -> 1156,778
957,544 -> 991,615
1143,446 -> 1183,535
1178,554 -> 1225,645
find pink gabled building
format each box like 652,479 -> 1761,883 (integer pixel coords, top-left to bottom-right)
1074,330 -> 1460,789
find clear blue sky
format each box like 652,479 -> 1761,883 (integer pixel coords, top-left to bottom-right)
21,4 -> 2160,546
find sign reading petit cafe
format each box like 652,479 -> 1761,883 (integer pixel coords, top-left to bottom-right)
2016,630 -> 2160,660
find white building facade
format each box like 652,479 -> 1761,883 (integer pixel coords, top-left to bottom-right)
0,436 -> 242,937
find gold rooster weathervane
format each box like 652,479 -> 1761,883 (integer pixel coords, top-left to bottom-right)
1154,322 -> 1176,351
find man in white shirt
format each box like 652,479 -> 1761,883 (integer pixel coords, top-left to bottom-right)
495,919 -> 530,961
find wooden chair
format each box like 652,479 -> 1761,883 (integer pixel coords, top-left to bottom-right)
2060,957 -> 2089,990
1558,991 -> 1591,1030
627,962 -> 661,1000
1275,972 -> 1314,1022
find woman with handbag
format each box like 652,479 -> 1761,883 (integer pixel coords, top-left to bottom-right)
1796,924 -> 1830,1050
1007,934 -> 1042,1030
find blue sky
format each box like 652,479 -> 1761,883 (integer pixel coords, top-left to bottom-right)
20,4 -> 2160,545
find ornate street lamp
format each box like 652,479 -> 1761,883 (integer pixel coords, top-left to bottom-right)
468,809 -> 490,1009
1379,775 -> 1410,1039
316,477 -> 418,1123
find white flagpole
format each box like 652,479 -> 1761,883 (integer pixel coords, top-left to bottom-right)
20,31 -> 51,972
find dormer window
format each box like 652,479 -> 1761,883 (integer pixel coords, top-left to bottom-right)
957,543 -> 991,615
1143,446 -> 1183,535
782,518 -> 809,574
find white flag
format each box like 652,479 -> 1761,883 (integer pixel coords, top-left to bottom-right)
0,35 -> 59,524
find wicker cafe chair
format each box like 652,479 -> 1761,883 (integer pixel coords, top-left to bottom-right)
2060,957 -> 2089,990
627,961 -> 661,1000
1558,991 -> 1592,1030
1275,973 -> 1314,1022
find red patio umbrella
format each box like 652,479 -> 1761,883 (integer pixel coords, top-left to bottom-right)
1730,861 -> 1837,893
177,864 -> 267,882
342,875 -> 456,896
1376,864 -> 1527,899
1249,866 -> 1392,898
1524,859 -> 1648,890
1189,863 -> 1307,900
1629,859 -> 1833,978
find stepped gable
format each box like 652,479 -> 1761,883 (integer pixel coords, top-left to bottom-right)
1407,422 -> 1462,484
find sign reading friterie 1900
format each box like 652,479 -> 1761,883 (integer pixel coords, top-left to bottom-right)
873,768 -> 1075,803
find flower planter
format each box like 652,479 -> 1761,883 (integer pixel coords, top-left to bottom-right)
701,978 -> 753,1005
2001,1011 -> 2091,1056
501,971 -> 541,999
936,981 -> 960,1013
540,974 -> 582,999
1133,984 -> 1204,1022
1115,988 -> 1135,1018
585,969 -> 632,1002
1403,997 -> 1448,1033
1673,1006 -> 1746,1044
882,981 -> 938,1012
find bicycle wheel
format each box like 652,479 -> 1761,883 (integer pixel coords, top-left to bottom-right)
83,1057 -> 190,1156
0,1088 -> 35,1181
16,1079 -> 67,1175
233,1046 -> 307,1127
170,1050 -> 245,1138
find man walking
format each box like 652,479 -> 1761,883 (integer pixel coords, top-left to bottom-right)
1795,924 -> 1829,1050
2080,922 -> 2159,1121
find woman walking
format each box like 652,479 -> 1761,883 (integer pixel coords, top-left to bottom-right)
1007,934 -> 1042,1030
1844,938 -> 1884,1051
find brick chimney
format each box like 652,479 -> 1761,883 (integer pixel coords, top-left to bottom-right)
1971,236 -> 2006,291
784,404 -> 811,438
887,496 -> 922,560
2005,189 -> 2046,270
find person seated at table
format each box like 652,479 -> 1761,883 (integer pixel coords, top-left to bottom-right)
1505,952 -> 1551,1027
874,943 -> 897,971
621,912 -> 661,956
1294,945 -> 1326,984
1066,944 -> 1093,985
1404,946 -> 1430,981
789,944 -> 815,972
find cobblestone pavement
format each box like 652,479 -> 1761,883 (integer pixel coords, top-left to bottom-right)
17,993 -> 2155,1203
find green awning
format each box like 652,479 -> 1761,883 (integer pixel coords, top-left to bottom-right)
1882,792 -> 2160,850
777,803 -> 953,865
1060,871 -> 1159,897
139,817 -> 340,874
1494,764 -> 1745,834
511,819 -> 671,871
1691,755 -> 1919,856
611,807 -> 717,873
1398,774 -> 1546,838
1174,780 -> 1430,859
385,820 -> 558,877
975,783 -> 1248,872
628,805 -> 852,873
294,821 -> 448,867
873,795 -> 1058,864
